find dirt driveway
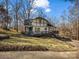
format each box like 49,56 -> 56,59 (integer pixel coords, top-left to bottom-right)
0,40 -> 79,59
0,51 -> 78,59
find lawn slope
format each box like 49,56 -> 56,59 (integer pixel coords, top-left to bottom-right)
0,37 -> 77,51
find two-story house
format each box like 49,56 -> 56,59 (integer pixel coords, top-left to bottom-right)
25,17 -> 56,35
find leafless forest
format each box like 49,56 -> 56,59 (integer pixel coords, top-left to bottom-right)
0,0 -> 79,40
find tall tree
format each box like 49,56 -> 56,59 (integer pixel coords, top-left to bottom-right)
69,0 -> 79,40
64,0 -> 79,40
24,0 -> 34,32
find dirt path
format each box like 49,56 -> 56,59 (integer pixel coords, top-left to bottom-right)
0,51 -> 78,59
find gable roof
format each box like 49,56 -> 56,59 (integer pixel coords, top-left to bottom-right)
24,17 -> 56,28
32,17 -> 56,27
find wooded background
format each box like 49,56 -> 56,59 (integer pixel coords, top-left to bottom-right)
0,0 -> 79,40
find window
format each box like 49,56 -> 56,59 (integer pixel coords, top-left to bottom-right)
37,28 -> 40,32
35,28 -> 40,32
45,28 -> 47,31
44,28 -> 48,33
43,21 -> 47,26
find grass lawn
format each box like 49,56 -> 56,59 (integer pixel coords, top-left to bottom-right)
0,28 -> 20,35
0,28 -> 77,51
0,36 -> 77,51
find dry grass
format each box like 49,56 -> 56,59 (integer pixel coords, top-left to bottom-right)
0,28 -> 20,36
0,28 -> 77,51
0,37 -> 77,51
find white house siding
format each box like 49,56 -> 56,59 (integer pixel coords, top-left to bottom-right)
32,23 -> 47,27
32,26 -> 49,34
31,19 -> 49,34
32,19 -> 47,27
25,17 -> 55,34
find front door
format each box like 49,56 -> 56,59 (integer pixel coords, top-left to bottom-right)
28,27 -> 33,34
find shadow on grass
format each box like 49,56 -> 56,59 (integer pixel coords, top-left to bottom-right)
0,34 -> 10,40
51,33 -> 72,42
0,45 -> 48,51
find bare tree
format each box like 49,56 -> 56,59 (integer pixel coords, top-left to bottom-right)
0,0 -> 13,30
9,0 -> 23,32
62,0 -> 79,40
24,0 -> 34,32
68,0 -> 79,40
